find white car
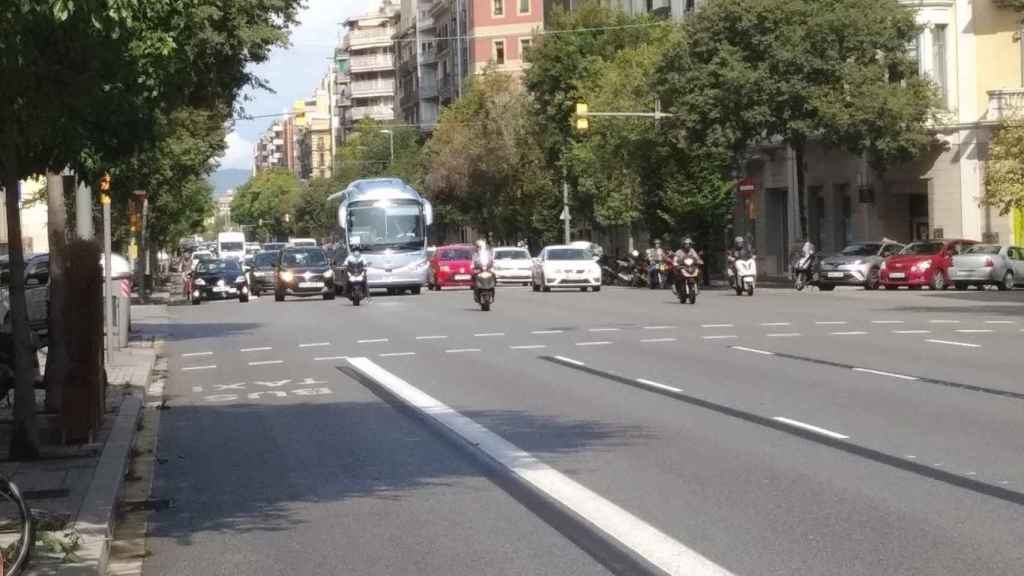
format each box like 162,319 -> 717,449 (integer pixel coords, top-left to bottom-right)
531,245 -> 602,292
493,247 -> 533,285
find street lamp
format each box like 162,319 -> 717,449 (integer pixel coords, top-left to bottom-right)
379,129 -> 394,166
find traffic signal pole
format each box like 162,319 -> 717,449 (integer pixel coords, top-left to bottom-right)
100,177 -> 113,362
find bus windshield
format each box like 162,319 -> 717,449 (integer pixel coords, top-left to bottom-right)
347,200 -> 425,251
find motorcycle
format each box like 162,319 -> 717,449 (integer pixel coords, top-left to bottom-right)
473,251 -> 496,311
792,250 -> 817,291
346,260 -> 368,306
648,259 -> 670,289
673,256 -> 700,304
728,254 -> 757,296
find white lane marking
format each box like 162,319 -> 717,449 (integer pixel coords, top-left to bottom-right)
589,327 -> 621,332
475,332 -> 505,337
772,417 -> 850,440
636,378 -> 683,393
240,347 -> 272,353
248,360 -> 284,366
510,345 -> 547,350
701,324 -> 734,328
531,330 -> 564,335
380,352 -> 417,357
732,346 -> 775,356
358,338 -> 389,344
181,351 -> 213,358
929,320 -> 961,324
299,342 -> 331,348
148,381 -> 164,396
576,341 -> 612,347
904,455 -> 917,460
815,321 -> 847,325
926,339 -> 981,348
984,320 -> 1015,324
830,331 -> 868,336
554,355 -> 585,366
955,329 -> 994,334
315,355 -> 348,361
416,335 -> 448,340
641,338 -> 677,343
182,365 -> 216,372
871,320 -> 904,324
702,335 -> 738,340
893,330 -> 931,334
766,333 -> 801,338
852,368 -> 919,381
192,386 -> 203,393
445,348 -> 481,354
347,357 -> 736,576
760,322 -> 791,327
643,325 -> 675,330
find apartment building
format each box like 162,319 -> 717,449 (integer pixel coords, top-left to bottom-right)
396,0 -> 441,127
253,118 -> 295,175
341,0 -> 400,128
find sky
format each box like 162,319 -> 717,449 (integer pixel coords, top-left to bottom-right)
217,0 -> 377,171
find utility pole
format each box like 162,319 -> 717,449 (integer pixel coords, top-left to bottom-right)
380,129 -> 394,165
561,162 -> 571,245
100,176 -> 113,362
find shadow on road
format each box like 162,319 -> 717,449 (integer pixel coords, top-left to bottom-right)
164,322 -> 263,342
877,290 -> 1024,317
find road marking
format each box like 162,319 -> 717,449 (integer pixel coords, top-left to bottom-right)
929,319 -> 961,324
203,394 -> 237,403
926,339 -> 981,348
248,391 -> 287,400
766,332 -> 801,338
474,332 -> 505,337
510,345 -> 547,350
148,381 -> 164,396
192,386 -> 203,393
760,322 -> 791,327
701,323 -> 733,328
240,347 -> 272,352
852,367 -> 919,381
181,351 -> 212,358
642,325 -> 675,330
772,417 -> 849,440
299,342 -> 331,348
315,355 -> 348,361
553,355 -> 585,366
956,329 -> 994,334
588,327 -> 621,332
346,357 -> 736,576
984,320 -> 1015,324
640,338 -> 677,343
732,346 -> 775,356
445,348 -> 481,354
248,360 -> 284,366
871,320 -> 904,324
380,352 -> 416,357
182,365 -> 216,371
893,330 -> 931,334
576,341 -> 612,347
830,331 -> 868,336
416,335 -> 448,340
214,383 -> 246,391
702,335 -> 737,340
636,378 -> 683,393
531,330 -> 564,335
815,321 -> 847,325
358,338 -> 389,344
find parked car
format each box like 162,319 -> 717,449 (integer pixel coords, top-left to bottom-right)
189,259 -> 249,304
190,250 -> 214,271
247,250 -> 280,296
950,244 -> 1024,290
275,246 -> 335,301
493,246 -> 533,285
427,244 -> 476,290
531,245 -> 602,292
817,241 -> 904,291
880,239 -> 976,290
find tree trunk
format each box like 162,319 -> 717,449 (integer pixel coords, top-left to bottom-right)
2,139 -> 40,459
794,142 -> 808,241
44,172 -> 70,415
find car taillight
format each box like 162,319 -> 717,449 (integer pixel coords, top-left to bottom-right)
984,258 -> 994,267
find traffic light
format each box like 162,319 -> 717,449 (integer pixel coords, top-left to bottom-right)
574,102 -> 589,132
99,174 -> 111,192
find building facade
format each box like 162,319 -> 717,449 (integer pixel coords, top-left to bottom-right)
396,0 -> 441,128
253,118 -> 295,175
341,0 -> 400,128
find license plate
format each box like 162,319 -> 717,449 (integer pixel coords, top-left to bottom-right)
827,272 -> 844,279
212,286 -> 228,293
454,274 -> 471,281
955,270 -> 969,276
299,281 -> 324,288
889,272 -> 906,279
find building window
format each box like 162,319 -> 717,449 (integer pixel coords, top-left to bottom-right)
932,24 -> 948,108
493,0 -> 504,16
518,0 -> 530,14
520,37 -> 531,58
493,40 -> 505,65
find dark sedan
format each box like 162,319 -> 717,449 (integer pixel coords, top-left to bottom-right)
274,247 -> 335,301
190,259 -> 249,305
247,250 -> 279,296
816,241 -> 904,290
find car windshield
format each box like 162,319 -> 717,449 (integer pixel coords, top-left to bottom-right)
196,260 -> 240,274
282,249 -> 327,267
254,252 -> 279,267
900,242 -> 944,256
347,200 -> 425,251
440,248 -> 474,261
193,252 -> 213,261
963,244 -> 1001,255
495,250 -> 529,260
263,243 -> 285,251
546,248 -> 592,261
220,241 -> 244,252
840,243 -> 881,256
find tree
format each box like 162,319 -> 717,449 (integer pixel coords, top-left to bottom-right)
292,177 -> 340,240
335,120 -> 423,187
231,170 -> 303,241
983,119 -> 1024,216
657,0 -> 936,240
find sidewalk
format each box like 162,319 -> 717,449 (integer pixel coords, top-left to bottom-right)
9,297 -> 169,576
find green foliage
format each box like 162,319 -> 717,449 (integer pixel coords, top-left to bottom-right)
335,119 -> 423,188
231,169 -> 304,241
292,177 -> 341,239
983,119 -> 1024,215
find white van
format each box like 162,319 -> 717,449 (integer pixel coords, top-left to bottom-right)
289,238 -> 317,248
218,232 -> 246,262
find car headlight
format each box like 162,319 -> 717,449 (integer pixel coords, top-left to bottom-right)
412,259 -> 429,270
235,275 -> 246,283
193,278 -> 206,286
280,271 -> 294,282
880,261 -> 887,271
915,260 -> 932,271
440,265 -> 450,272
852,260 -> 862,266
323,269 -> 334,279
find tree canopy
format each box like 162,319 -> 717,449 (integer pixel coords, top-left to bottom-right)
983,119 -> 1024,216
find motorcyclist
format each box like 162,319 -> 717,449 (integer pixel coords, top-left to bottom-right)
472,238 -> 492,273
674,237 -> 703,266
647,239 -> 668,288
729,236 -> 752,261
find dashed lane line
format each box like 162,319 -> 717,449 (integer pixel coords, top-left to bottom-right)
815,321 -> 847,325
474,332 -> 505,337
984,320 -> 1016,324
956,329 -> 994,334
315,356 -> 349,361
299,342 -> 331,348
510,345 -> 547,350
445,348 -> 481,354
642,325 -> 675,330
852,368 -> 919,381
926,339 -> 981,348
248,360 -> 284,366
701,324 -> 733,328
358,338 -> 389,344
380,352 -> 417,357
731,346 -> 775,356
181,352 -> 213,358
929,320 -> 961,324
576,341 -> 612,347
240,347 -> 272,353
182,365 -> 216,372
702,335 -> 738,340
531,330 -> 564,335
760,322 -> 791,327
636,378 -> 683,394
588,327 -> 621,333
871,320 -> 904,324
893,330 -> 931,334
416,335 -> 448,340
553,355 -> 585,366
830,331 -> 868,336
766,333 -> 801,338
772,417 -> 850,440
640,338 -> 677,343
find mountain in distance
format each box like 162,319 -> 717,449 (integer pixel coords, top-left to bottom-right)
208,169 -> 251,197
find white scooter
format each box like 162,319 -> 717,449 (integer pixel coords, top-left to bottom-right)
728,254 -> 757,296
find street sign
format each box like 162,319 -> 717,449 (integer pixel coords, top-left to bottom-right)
737,178 -> 756,197
559,206 -> 570,221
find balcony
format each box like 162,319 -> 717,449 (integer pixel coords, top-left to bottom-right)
350,105 -> 395,121
351,79 -> 396,97
350,55 -> 394,72
987,89 -> 1024,122
345,28 -> 395,49
420,79 -> 438,99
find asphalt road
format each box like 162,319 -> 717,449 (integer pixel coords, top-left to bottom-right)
145,282 -> 1024,575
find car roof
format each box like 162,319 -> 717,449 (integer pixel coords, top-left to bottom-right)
542,245 -> 584,251
494,246 -> 529,251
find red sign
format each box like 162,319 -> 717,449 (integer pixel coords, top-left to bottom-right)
737,178 -> 756,197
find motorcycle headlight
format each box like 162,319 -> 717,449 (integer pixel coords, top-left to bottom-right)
280,271 -> 294,282
193,278 -> 206,286
235,275 -> 246,284
323,269 -> 334,279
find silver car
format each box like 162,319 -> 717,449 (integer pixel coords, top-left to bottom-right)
950,244 -> 1024,290
817,241 -> 904,290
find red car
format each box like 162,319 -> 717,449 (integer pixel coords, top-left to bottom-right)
880,238 -> 976,290
427,244 -> 476,290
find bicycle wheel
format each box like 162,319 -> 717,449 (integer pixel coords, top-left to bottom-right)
0,477 -> 32,576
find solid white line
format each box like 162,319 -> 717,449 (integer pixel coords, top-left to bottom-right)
299,342 -> 331,348
248,360 -> 284,366
636,378 -> 683,393
554,355 -> 585,366
240,347 -> 272,352
926,339 -> 981,348
852,367 -> 919,381
871,320 -> 904,324
893,330 -> 931,334
732,346 -> 775,356
643,325 -> 675,330
181,351 -> 213,358
358,338 -> 389,344
702,335 -> 737,340
346,357 -> 735,576
984,320 -> 1015,324
830,331 -> 868,336
815,321 -> 847,325
701,324 -> 733,328
416,335 -> 448,340
474,332 -> 505,337
576,341 -> 612,347
531,330 -> 564,335
445,348 -> 481,353
956,329 -> 994,334
929,319 -> 961,324
766,333 -> 801,338
510,345 -> 547,350
182,365 -> 216,371
641,338 -> 677,343
772,417 -> 850,440
589,327 -> 621,332
760,322 -> 791,327
315,355 -> 348,361
380,352 -> 417,357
